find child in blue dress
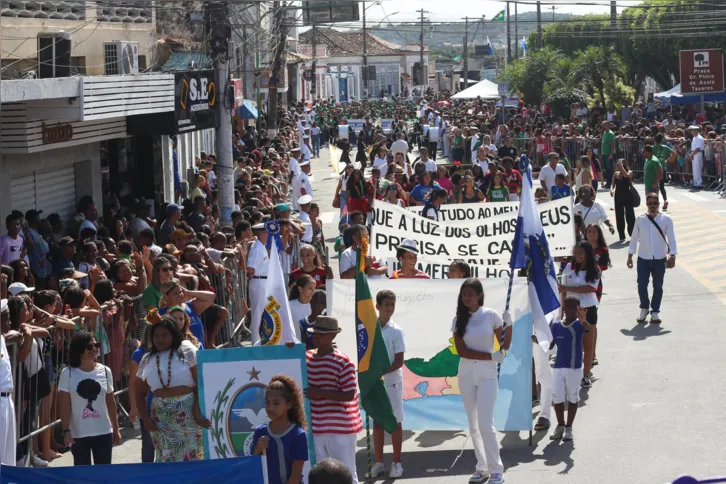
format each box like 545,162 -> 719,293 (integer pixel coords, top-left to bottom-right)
252,375 -> 309,484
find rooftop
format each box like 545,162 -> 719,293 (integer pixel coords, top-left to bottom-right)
298,28 -> 407,57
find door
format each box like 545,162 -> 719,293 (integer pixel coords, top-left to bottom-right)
11,166 -> 77,225
338,78 -> 348,102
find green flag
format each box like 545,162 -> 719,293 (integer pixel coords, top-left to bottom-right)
492,9 -> 505,22
355,247 -> 398,433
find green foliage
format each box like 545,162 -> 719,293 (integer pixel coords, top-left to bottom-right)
604,78 -> 636,110
499,46 -> 563,105
546,88 -> 590,120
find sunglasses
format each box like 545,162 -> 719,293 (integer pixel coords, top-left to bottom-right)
159,267 -> 172,272
86,343 -> 101,351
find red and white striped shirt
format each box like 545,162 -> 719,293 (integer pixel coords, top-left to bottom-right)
389,269 -> 431,279
306,349 -> 362,435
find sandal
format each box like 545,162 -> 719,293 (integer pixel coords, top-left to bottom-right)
534,417 -> 550,432
592,357 -> 598,366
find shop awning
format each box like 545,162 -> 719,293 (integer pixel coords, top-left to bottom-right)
236,100 -> 258,119
401,73 -> 412,81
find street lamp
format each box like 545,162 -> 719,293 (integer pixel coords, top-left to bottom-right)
362,0 -> 384,99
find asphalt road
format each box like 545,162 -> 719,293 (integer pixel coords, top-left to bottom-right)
51,145 -> 726,484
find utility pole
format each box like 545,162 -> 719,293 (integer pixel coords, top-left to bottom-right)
255,4 -> 262,132
209,1 -> 234,225
514,2 -> 518,59
311,25 -> 317,101
242,26 -> 248,96
506,1 -> 511,64
537,1 -> 542,48
417,9 -> 426,88
462,17 -> 468,88
611,0 -> 618,52
267,1 -> 288,137
363,3 -> 368,99
552,5 -> 556,22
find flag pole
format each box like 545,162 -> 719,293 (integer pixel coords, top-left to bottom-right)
366,415 -> 372,478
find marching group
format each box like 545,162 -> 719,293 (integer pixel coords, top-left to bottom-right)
1,90 -> 683,484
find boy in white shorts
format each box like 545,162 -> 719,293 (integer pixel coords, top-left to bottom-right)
370,289 -> 406,479
549,296 -> 591,442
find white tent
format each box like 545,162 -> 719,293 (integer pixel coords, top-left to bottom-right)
451,79 -> 501,100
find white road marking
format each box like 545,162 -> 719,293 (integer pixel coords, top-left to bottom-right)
679,192 -> 707,202
319,211 -> 337,224
712,210 -> 726,213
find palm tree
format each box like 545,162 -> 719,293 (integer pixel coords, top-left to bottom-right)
570,46 -> 626,107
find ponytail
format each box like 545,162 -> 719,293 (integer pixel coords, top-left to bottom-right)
454,278 -> 484,338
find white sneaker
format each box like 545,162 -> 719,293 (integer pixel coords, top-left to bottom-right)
563,427 -> 574,442
389,462 -> 404,478
637,308 -> 649,322
31,455 -> 49,467
550,425 -> 565,440
650,311 -> 661,323
468,471 -> 488,483
368,462 -> 385,478
489,473 -> 505,484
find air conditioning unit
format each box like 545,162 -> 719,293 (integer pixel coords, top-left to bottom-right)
103,41 -> 139,75
38,32 -> 71,79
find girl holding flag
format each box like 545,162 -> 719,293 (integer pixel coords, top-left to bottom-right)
452,278 -> 512,484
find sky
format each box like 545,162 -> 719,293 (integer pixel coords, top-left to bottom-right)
352,0 -> 635,24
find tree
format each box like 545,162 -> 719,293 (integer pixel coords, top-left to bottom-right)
570,46 -> 626,108
500,46 -> 562,105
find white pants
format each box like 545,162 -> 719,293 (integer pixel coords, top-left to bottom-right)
443,134 -> 451,157
249,278 -> 266,344
0,395 -> 16,465
553,367 -> 583,405
314,433 -> 358,484
459,359 -> 503,474
692,154 -> 703,187
533,342 -> 553,420
385,381 -> 404,423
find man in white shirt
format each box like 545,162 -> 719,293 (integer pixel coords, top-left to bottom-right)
473,146 -> 493,171
413,147 -> 437,173
247,223 -> 270,344
575,102 -> 588,120
292,161 -> 313,211
288,147 -> 301,178
627,192 -> 677,324
297,195 -> 314,244
301,136 -> 312,162
688,125 -> 705,188
469,127 -> 480,163
390,132 -> 409,159
538,152 -> 568,192
339,225 -> 387,279
0,299 -> 18,466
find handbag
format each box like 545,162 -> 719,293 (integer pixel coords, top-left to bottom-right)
332,195 -> 340,209
629,182 -> 641,208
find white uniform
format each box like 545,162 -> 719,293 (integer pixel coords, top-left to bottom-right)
301,143 -> 312,162
292,172 -> 313,211
289,156 -> 301,177
298,211 -> 314,244
533,340 -> 553,421
247,240 -> 270,345
691,134 -> 705,187
0,335 -> 16,466
442,121 -> 450,158
381,321 -> 405,423
470,134 -> 480,162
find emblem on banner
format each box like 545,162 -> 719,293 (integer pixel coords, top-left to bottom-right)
259,296 -> 283,345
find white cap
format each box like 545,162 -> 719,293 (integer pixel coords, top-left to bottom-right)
399,238 -> 419,254
251,222 -> 266,230
8,282 -> 34,296
299,160 -> 311,167
1,299 -> 7,314
298,194 -> 313,205
688,125 -> 700,130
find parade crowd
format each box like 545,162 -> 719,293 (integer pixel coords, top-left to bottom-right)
0,90 -> 688,484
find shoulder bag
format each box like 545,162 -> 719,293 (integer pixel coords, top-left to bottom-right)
629,180 -> 641,208
646,214 -> 675,268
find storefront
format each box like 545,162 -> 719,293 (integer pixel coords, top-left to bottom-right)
127,69 -> 219,203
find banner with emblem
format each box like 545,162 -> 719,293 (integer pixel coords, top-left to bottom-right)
198,345 -> 316,481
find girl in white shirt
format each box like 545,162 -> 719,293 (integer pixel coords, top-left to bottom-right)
135,318 -> 210,462
288,274 -> 315,341
58,331 -> 120,466
558,241 -> 601,389
451,278 -> 512,484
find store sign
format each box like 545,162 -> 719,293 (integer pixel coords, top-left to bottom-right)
42,122 -> 73,144
679,49 -> 725,95
175,70 -> 218,133
302,0 -> 359,25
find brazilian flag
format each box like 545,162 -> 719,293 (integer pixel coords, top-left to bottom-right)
492,9 -> 505,22
355,247 -> 398,433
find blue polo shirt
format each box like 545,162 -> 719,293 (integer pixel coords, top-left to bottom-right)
551,319 -> 584,369
252,423 -> 308,484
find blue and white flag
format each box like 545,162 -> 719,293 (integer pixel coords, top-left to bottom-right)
521,36 -> 527,57
486,36 -> 495,56
509,154 -> 559,351
251,241 -> 299,346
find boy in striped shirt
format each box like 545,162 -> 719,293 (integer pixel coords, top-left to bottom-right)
389,239 -> 430,279
305,316 -> 362,484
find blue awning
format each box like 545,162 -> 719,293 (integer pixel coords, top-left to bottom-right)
236,100 -> 258,119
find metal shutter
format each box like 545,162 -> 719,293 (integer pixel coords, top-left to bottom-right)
35,167 -> 77,224
10,174 -> 37,215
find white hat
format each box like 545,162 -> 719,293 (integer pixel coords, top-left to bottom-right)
290,147 -> 301,152
688,125 -> 701,130
1,299 -> 7,314
8,282 -> 34,296
399,238 -> 419,254
251,222 -> 266,230
299,160 -> 311,167
298,194 -> 313,205
303,135 -> 310,139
